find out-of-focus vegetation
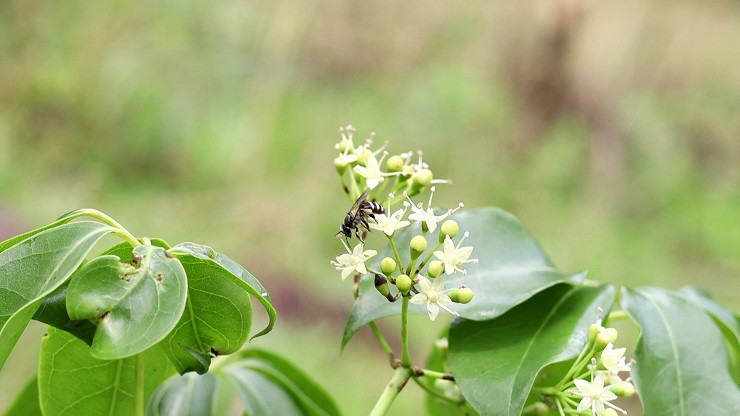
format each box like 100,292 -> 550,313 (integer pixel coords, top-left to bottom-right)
1,0 -> 738,414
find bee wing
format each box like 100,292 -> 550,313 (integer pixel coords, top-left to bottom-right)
349,188 -> 371,216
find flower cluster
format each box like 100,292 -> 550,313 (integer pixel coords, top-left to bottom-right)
530,316 -> 635,416
330,126 -> 477,321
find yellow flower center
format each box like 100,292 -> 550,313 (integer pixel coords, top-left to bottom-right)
427,289 -> 440,303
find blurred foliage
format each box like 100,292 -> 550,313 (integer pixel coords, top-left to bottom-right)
0,0 -> 738,414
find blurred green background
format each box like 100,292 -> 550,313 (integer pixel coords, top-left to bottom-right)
1,0 -> 738,414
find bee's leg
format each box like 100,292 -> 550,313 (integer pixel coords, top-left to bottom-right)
361,217 -> 370,230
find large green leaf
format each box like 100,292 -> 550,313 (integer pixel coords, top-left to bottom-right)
147,349 -> 340,416
66,244 -> 188,359
170,243 -> 276,340
39,326 -> 176,416
3,374 -> 42,416
0,209 -> 90,253
158,243 -> 253,374
448,285 -> 615,416
0,221 -> 115,369
32,280 -> 97,345
620,287 -> 740,416
343,208 -> 586,348
424,331 -> 479,416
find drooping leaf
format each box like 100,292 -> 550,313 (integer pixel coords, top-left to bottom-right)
343,208 -> 586,348
146,372 -> 221,416
32,280 -> 96,345
620,287 -> 740,416
158,242 -> 253,374
66,244 -> 188,359
39,326 -> 176,416
147,349 -> 339,416
448,285 -> 615,416
236,349 -> 341,416
170,243 -> 276,340
0,221 -> 115,369
3,374 -> 42,416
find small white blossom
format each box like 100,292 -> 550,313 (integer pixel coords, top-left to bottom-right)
334,125 -> 356,152
369,196 -> 410,235
403,150 -> 451,185
353,152 -> 399,189
334,147 -> 358,166
573,374 -> 626,416
433,233 -> 478,275
601,343 -> 630,375
410,276 -> 459,321
330,241 -> 377,280
405,187 -> 462,233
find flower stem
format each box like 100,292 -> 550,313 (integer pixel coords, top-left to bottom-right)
388,237 -> 404,272
76,209 -> 141,248
134,353 -> 144,416
415,369 -> 454,380
369,367 -> 411,416
369,321 -> 395,364
401,297 -> 411,366
410,377 -> 462,404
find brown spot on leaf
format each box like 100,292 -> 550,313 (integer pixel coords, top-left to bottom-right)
164,250 -> 173,258
101,311 -> 110,319
210,347 -> 220,356
156,273 -> 164,282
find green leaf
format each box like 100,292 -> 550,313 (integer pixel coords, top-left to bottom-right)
158,242 -> 253,374
66,244 -> 188,359
148,348 -> 340,416
678,285 -> 740,383
32,280 -> 97,345
343,208 -> 586,349
0,209 -> 90,253
170,243 -> 276,340
0,221 -> 115,369
39,326 -> 176,416
236,349 -> 341,416
3,374 -> 42,416
146,372 -> 221,416
448,285 -> 615,416
620,287 -> 740,416
424,331 -> 479,416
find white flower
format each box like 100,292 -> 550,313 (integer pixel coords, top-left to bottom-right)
330,242 -> 377,280
334,125 -> 356,152
573,374 -> 626,416
353,152 -> 399,189
334,147 -> 358,166
601,343 -> 630,375
410,276 -> 459,321
370,207 -> 410,236
433,233 -> 478,275
403,150 -> 451,185
405,187 -> 462,233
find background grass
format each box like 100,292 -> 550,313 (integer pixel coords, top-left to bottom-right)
1,0 -> 738,414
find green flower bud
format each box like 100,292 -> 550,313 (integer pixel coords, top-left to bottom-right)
588,323 -> 602,344
440,220 -> 459,238
334,157 -> 349,174
428,260 -> 445,278
523,402 -> 550,416
374,274 -> 393,301
457,285 -> 474,304
337,138 -> 353,153
410,235 -> 428,258
380,257 -> 397,275
603,409 -> 619,416
434,338 -> 448,358
611,381 -> 635,398
386,155 -> 404,172
595,328 -> 618,350
396,274 -> 412,293
412,168 -> 433,189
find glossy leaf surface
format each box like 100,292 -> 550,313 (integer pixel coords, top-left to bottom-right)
448,285 -> 615,416
621,287 -> 740,416
159,242 -> 253,374
66,244 -> 188,359
0,221 -> 114,369
39,327 -> 175,416
343,208 -> 585,348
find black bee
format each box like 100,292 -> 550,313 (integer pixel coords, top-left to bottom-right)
338,188 -> 385,242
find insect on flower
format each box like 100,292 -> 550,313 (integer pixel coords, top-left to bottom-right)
337,188 -> 385,242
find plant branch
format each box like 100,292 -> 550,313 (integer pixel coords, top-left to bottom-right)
410,377 -> 462,404
369,367 -> 411,416
369,321 -> 395,364
401,297 -> 411,366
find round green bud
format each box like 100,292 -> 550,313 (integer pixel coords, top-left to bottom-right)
410,235 -> 428,257
440,220 -> 459,238
374,274 -> 391,299
612,381 -> 635,398
386,155 -> 404,172
337,139 -> 353,153
457,285 -> 474,304
396,274 -> 412,293
428,260 -> 445,278
595,328 -> 618,350
380,257 -> 397,275
333,157 -> 349,174
523,402 -> 550,416
603,409 -> 619,416
412,169 -> 433,189
588,323 -> 602,344
355,148 -> 372,166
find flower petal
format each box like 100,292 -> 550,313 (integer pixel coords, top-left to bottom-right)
577,397 -> 592,412
427,302 -> 439,321
573,379 -> 591,394
410,293 -> 427,304
432,276 -> 446,291
417,276 -> 432,291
